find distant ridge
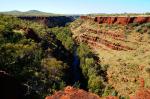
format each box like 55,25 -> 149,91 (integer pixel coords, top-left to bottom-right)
0,10 -> 62,16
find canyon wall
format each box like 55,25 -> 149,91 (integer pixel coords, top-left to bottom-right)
18,16 -> 77,27
80,16 -> 150,25
75,26 -> 132,51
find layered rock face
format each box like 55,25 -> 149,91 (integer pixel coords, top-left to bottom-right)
80,16 -> 150,25
78,26 -> 132,51
74,16 -> 150,51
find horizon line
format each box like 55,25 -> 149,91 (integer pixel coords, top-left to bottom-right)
0,9 -> 150,15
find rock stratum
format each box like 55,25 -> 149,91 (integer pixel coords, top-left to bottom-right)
81,16 -> 150,25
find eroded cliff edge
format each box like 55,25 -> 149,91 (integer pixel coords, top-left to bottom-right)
81,16 -> 150,25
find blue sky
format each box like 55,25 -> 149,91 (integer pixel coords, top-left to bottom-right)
0,0 -> 150,14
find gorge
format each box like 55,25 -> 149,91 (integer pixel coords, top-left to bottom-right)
0,14 -> 150,99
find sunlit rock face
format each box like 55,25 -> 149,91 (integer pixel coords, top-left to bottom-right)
45,86 -> 150,99
81,16 -> 150,25
45,86 -> 100,99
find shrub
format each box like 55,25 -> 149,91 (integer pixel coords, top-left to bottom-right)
77,43 -> 106,95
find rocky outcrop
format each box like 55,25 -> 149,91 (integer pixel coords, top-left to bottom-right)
45,86 -> 100,99
81,16 -> 150,25
18,16 -> 76,28
77,26 -> 132,51
45,86 -> 150,99
80,26 -> 125,40
80,34 -> 132,51
133,17 -> 150,24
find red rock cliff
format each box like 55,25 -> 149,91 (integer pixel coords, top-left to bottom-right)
80,16 -> 150,25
